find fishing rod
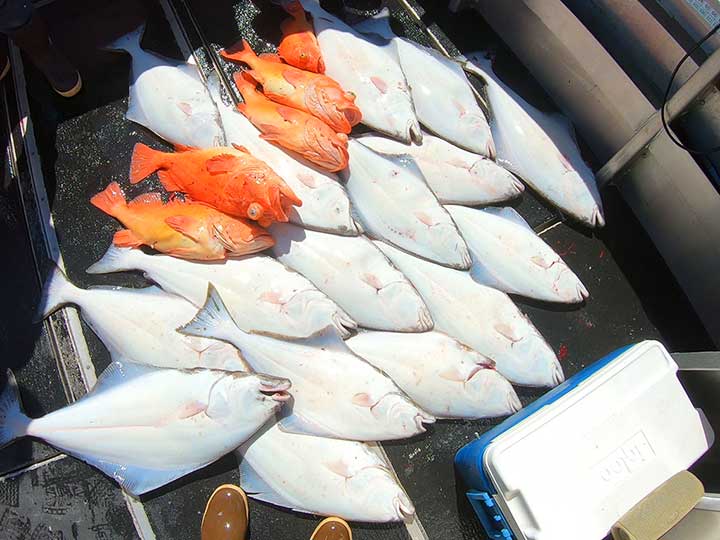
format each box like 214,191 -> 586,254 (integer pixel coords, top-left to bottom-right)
170,0 -> 241,106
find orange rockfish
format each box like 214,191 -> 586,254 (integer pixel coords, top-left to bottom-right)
278,0 -> 325,74
90,182 -> 274,260
232,72 -> 349,172
129,143 -> 302,227
221,39 -> 361,134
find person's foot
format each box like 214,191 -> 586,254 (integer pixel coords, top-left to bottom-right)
201,484 -> 249,540
9,15 -> 81,97
310,517 -> 352,540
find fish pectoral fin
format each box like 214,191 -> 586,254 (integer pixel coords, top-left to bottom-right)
238,458 -> 299,510
324,458 -> 352,478
113,229 -> 143,248
165,215 -> 202,242
173,143 -> 197,152
156,170 -> 184,192
231,143 -> 250,154
277,412 -> 339,438
281,68 -> 308,89
205,154 -> 241,175
351,393 -> 375,407
438,366 -> 466,383
275,105 -> 301,124
80,453 -> 200,497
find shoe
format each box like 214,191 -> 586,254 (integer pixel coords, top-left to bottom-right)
201,484 -> 249,540
310,517 -> 352,540
9,15 -> 82,97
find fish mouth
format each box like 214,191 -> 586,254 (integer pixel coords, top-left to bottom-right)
591,206 -> 606,228
408,120 -> 423,144
258,376 -> 292,402
577,280 -> 590,301
551,362 -> 565,386
485,138 -> 497,160
394,493 -> 416,522
415,411 -> 436,431
508,390 -> 522,413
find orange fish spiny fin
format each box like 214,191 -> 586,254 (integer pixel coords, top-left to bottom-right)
156,170 -> 184,192
259,52 -> 284,64
129,192 -> 164,206
113,229 -> 143,248
165,215 -> 202,242
205,154 -> 242,175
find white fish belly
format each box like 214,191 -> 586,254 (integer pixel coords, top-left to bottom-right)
238,423 -> 412,522
74,286 -> 243,370
345,141 -> 471,269
310,11 -> 419,142
465,56 -> 603,227
396,40 -> 493,156
348,331 -> 521,419
375,241 -> 564,387
229,329 -> 426,441
270,223 -> 431,332
448,205 -> 589,303
129,63 -> 225,148
359,134 -> 522,205
117,250 -> 355,339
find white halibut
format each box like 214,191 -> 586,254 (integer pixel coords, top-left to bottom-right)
269,223 -> 431,332
0,364 -> 290,496
447,205 -> 589,303
300,0 -> 421,143
209,78 -> 358,235
87,245 -> 356,339
180,287 -> 435,441
355,10 -> 494,156
375,242 -> 564,387
236,422 -> 415,522
345,140 -> 471,269
347,331 -> 521,419
39,266 -> 243,370
464,54 -> 604,227
358,133 -> 523,205
106,25 -> 225,148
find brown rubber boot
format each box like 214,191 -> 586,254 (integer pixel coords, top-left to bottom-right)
310,517 -> 352,540
9,15 -> 81,97
201,484 -> 249,540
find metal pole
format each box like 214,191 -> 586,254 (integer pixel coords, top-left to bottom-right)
597,46 -> 720,187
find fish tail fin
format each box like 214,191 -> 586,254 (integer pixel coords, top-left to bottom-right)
221,39 -> 257,65
36,264 -> 82,322
86,244 -> 139,275
90,182 -> 127,218
0,371 -> 30,449
177,285 -> 240,342
129,143 -> 164,184
103,23 -> 146,55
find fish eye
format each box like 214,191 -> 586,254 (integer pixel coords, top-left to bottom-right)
248,203 -> 263,219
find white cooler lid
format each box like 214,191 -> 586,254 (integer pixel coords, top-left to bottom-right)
483,340 -> 715,540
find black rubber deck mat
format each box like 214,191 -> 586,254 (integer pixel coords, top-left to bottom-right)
0,0 -> 714,538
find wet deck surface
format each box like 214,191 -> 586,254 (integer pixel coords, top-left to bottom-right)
0,0 -> 714,539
